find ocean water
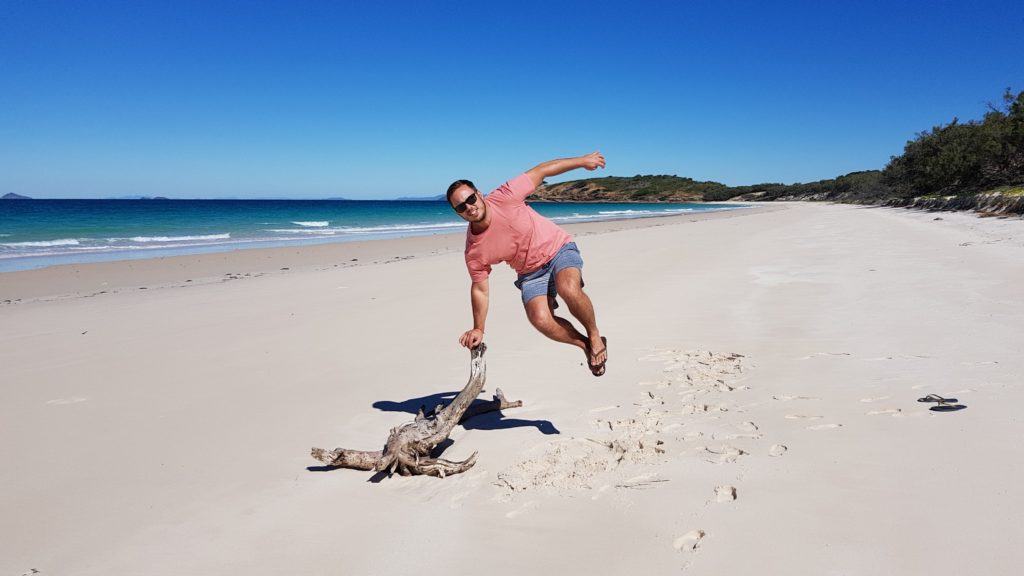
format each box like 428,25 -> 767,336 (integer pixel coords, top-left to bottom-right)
0,199 -> 747,271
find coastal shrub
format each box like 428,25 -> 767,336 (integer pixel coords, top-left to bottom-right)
883,89 -> 1024,198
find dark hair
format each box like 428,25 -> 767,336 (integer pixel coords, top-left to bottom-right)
446,179 -> 477,205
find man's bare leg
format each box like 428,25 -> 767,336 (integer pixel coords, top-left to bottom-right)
554,267 -> 606,366
524,296 -> 589,354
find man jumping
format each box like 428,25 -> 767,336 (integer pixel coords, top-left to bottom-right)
447,151 -> 608,376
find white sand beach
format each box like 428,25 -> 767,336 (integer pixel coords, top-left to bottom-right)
2,203 -> 1022,575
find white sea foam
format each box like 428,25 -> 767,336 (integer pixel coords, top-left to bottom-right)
335,222 -> 465,233
126,234 -> 231,243
597,209 -> 646,215
548,207 -> 701,224
292,221 -> 329,227
2,238 -> 81,247
267,222 -> 465,236
596,208 -> 694,215
267,228 -> 340,235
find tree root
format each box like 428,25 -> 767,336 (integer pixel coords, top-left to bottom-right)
311,344 -> 520,478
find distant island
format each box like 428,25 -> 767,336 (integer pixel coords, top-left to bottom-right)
395,194 -> 445,201
2,193 -> 31,200
106,195 -> 171,200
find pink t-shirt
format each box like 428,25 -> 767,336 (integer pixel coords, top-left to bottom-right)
464,173 -> 572,282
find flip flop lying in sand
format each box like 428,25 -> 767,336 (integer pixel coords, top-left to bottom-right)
917,394 -> 959,404
588,337 -> 608,377
917,394 -> 967,412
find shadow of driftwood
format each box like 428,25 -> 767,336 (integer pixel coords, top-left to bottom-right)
373,390 -> 560,435
306,465 -> 340,473
930,403 -> 968,412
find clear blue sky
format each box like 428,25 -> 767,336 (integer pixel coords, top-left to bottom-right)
2,0 -> 1022,199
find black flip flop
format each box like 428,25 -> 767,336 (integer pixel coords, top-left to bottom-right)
588,336 -> 608,377
917,394 -> 959,404
917,394 -> 966,412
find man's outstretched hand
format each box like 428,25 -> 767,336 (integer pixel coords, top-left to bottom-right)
459,328 -> 484,348
580,151 -> 606,171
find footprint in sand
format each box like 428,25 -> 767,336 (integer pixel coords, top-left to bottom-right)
785,414 -> 823,420
773,395 -> 819,401
867,408 -> 902,416
618,473 -> 669,490
795,352 -> 851,360
699,445 -> 747,464
673,530 -> 706,552
46,397 -> 87,405
683,403 -> 730,414
714,432 -> 762,441
715,485 -> 737,502
505,501 -> 539,518
714,421 -> 762,441
867,355 -> 931,361
807,423 -> 843,430
769,444 -> 788,457
636,392 -> 665,407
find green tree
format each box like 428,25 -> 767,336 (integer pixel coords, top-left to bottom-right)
883,88 -> 1024,197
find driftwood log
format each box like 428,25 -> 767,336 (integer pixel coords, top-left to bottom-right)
311,344 -> 521,477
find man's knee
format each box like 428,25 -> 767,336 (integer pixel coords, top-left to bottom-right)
555,268 -> 583,298
525,299 -> 556,330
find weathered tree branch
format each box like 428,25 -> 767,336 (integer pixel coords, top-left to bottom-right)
461,387 -> 522,421
311,344 -> 521,478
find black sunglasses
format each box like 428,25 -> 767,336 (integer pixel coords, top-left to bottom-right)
453,192 -> 478,214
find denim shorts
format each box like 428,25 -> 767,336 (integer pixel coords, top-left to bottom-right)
514,241 -> 584,305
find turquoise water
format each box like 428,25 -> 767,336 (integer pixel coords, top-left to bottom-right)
0,199 -> 747,271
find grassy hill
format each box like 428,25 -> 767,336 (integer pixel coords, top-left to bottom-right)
528,171 -> 890,204
529,175 -> 728,202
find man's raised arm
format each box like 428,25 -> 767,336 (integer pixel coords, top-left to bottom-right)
525,151 -> 606,187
